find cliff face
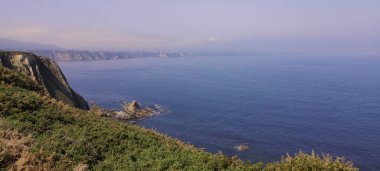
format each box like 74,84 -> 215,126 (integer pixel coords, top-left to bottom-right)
0,52 -> 89,110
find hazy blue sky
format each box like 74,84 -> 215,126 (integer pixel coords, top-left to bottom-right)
0,0 -> 379,55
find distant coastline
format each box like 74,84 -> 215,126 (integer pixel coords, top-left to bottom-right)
32,50 -> 195,61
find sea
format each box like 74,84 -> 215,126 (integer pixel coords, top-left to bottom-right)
58,55 -> 380,170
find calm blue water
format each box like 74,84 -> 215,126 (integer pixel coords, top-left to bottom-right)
59,55 -> 380,170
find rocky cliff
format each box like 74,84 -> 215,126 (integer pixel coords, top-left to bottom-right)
0,51 -> 89,110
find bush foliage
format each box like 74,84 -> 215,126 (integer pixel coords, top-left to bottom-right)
0,66 -> 44,92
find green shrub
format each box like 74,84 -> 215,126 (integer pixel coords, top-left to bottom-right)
0,66 -> 44,92
264,151 -> 358,171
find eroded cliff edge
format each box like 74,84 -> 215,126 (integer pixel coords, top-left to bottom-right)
0,51 -> 89,110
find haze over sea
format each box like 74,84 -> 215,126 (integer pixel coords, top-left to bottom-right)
59,55 -> 380,171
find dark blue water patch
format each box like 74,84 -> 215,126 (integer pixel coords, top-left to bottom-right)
59,55 -> 380,170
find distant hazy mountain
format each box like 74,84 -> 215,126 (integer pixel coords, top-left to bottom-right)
0,38 -> 194,61
0,38 -> 64,51
33,50 -> 195,61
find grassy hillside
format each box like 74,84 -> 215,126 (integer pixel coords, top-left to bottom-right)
0,66 -> 358,170
0,66 -> 44,93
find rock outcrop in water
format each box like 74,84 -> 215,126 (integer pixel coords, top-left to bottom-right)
235,144 -> 249,152
90,100 -> 159,120
0,51 -> 89,110
123,100 -> 155,118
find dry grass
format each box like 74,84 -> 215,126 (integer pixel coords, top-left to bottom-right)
0,126 -> 33,170
0,120 -> 57,171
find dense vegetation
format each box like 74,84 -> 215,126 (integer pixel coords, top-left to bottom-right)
0,66 -> 44,93
0,66 -> 358,170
